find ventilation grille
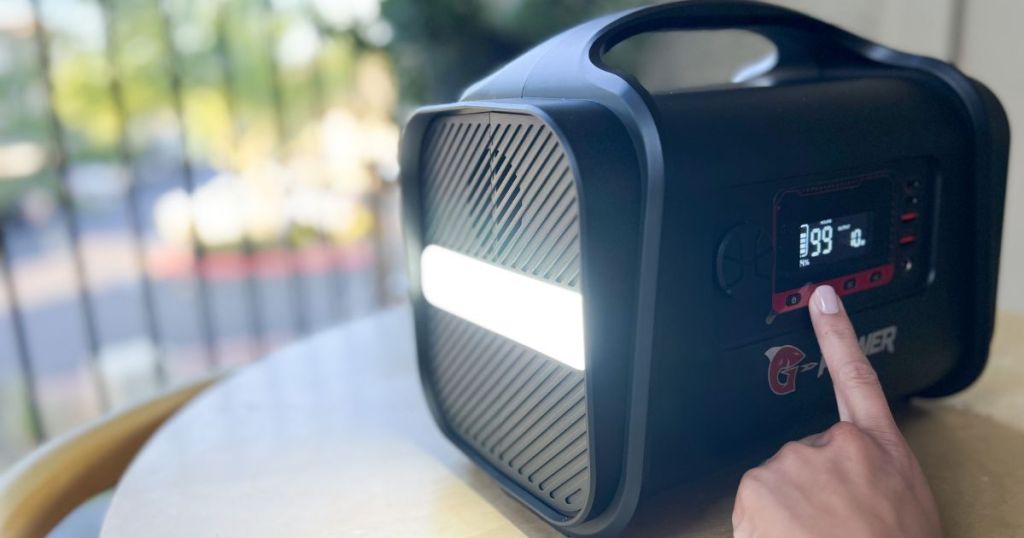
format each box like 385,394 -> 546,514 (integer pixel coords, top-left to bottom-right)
422,112 -> 581,290
419,112 -> 589,515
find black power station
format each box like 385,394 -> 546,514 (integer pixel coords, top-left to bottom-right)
398,2 -> 1010,535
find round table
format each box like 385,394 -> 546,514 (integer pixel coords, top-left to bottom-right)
101,307 -> 1024,537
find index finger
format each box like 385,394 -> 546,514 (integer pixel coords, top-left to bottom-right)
808,285 -> 898,438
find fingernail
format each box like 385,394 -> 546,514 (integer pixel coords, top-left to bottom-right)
814,285 -> 840,314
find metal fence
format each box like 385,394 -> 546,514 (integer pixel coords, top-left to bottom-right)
0,0 -> 400,456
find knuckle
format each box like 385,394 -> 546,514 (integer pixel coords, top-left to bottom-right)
828,421 -> 865,443
777,440 -> 808,461
827,423 -> 882,461
836,360 -> 880,388
738,467 -> 767,494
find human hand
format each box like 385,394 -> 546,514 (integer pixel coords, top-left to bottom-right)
732,285 -> 941,538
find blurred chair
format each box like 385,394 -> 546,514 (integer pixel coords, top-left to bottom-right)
0,374 -> 222,537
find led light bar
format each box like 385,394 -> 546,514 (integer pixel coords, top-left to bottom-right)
420,244 -> 586,370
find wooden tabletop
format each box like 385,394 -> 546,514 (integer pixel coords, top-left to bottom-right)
101,307 -> 1024,537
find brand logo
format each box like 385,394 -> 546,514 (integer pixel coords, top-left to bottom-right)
765,325 -> 898,395
765,345 -> 816,395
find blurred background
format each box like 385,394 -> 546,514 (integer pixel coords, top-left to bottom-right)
0,0 -> 1021,481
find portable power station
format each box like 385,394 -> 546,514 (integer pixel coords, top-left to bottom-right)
398,1 -> 1010,535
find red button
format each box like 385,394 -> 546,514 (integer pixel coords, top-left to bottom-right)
900,211 -> 919,222
899,234 -> 916,245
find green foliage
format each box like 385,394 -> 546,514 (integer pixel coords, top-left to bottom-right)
0,0 -> 369,217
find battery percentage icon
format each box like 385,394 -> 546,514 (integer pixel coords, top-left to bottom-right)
799,224 -> 810,258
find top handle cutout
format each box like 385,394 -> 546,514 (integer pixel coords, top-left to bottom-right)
589,3 -> 872,91
601,29 -> 780,94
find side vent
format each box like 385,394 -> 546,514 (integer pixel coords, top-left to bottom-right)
419,112 -> 589,514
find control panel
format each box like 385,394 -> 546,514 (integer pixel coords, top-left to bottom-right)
770,164 -> 933,313
711,159 -> 936,347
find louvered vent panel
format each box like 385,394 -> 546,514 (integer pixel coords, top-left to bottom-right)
422,113 -> 581,290
420,112 -> 589,515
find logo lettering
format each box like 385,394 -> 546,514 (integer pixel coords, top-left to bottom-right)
768,325 -> 898,394
859,325 -> 897,356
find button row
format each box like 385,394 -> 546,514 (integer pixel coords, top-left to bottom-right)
781,268 -> 888,309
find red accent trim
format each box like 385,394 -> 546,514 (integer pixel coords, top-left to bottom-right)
900,211 -> 919,222
772,263 -> 895,314
899,234 -> 917,245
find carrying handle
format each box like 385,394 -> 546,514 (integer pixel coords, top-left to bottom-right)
462,1 -> 881,102
587,1 -> 869,81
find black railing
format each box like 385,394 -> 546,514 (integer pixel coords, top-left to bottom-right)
0,0 -> 400,457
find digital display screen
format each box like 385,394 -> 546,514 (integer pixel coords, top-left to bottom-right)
797,212 -> 872,269
775,177 -> 892,291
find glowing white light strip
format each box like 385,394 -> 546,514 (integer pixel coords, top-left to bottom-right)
420,244 -> 585,370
